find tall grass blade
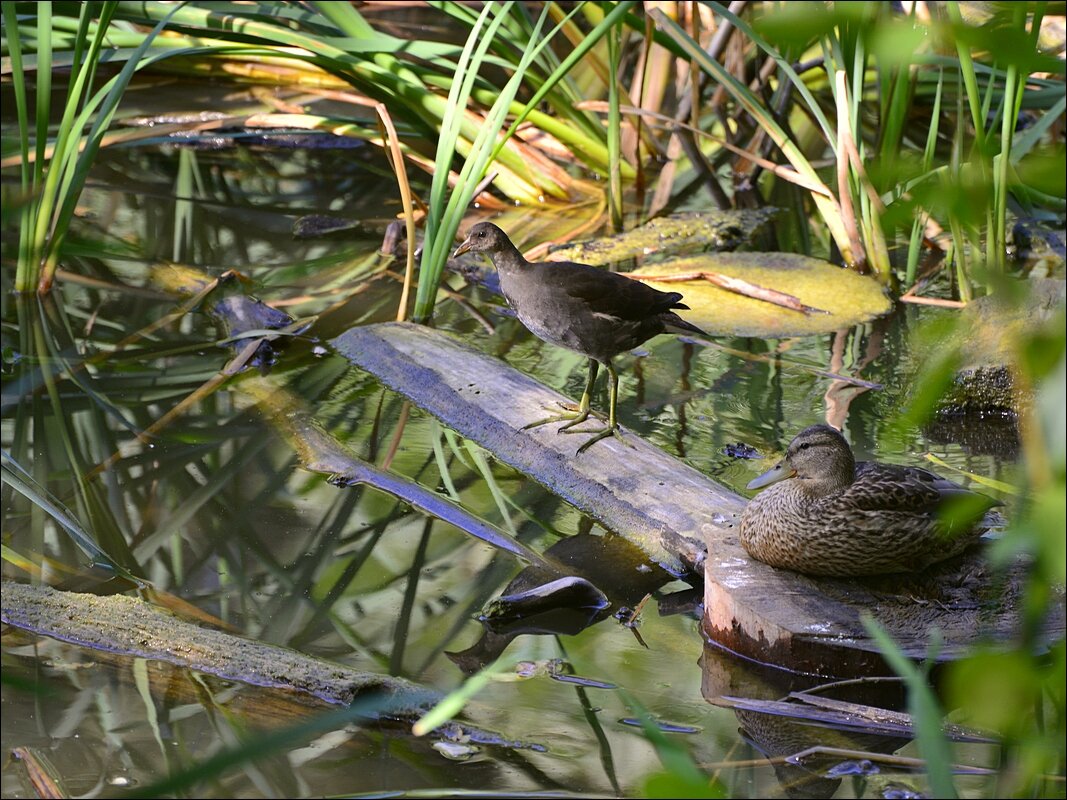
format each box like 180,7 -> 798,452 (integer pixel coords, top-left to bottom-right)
40,3 -> 179,291
412,656 -> 509,736
607,20 -> 623,231
906,69 -> 944,287
375,104 -> 417,322
2,4 -> 34,289
415,3 -> 552,323
945,2 -> 988,157
649,8 -> 855,266
489,1 -> 636,175
33,1 -> 53,186
863,615 -> 958,799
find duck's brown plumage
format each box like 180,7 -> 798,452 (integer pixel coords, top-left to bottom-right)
740,424 -> 998,577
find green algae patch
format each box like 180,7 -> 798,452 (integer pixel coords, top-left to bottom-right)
546,209 -> 776,264
630,252 -> 892,337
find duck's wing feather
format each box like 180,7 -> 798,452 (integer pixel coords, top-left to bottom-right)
838,461 -> 969,514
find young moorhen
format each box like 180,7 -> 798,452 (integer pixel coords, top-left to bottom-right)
453,222 -> 706,453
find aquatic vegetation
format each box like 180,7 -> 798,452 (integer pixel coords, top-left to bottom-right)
2,2 -> 1064,797
4,2 -> 1062,301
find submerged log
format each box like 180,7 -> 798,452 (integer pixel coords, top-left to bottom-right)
334,322 -> 1065,677
0,581 -> 544,751
0,581 -> 435,711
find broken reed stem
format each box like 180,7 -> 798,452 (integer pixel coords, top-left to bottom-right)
899,293 -> 967,309
380,400 -> 411,471
632,270 -> 828,315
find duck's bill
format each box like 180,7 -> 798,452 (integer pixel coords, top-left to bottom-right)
747,462 -> 796,490
453,239 -> 472,257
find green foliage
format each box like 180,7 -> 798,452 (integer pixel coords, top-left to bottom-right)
2,1 -> 182,292
4,1 -> 1063,305
875,282 -> 1067,797
411,655 -> 509,736
863,618 -> 958,799
946,643 -> 1066,797
640,771 -> 727,799
412,0 -> 636,322
621,689 -> 728,799
414,1 -> 551,324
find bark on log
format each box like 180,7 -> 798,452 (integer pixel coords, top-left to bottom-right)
332,321 -> 744,578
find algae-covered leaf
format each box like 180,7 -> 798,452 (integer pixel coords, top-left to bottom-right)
630,252 -> 892,337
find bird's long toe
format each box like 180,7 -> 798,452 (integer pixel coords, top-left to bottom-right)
574,425 -> 629,455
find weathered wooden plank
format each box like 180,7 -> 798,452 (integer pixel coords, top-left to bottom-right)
332,321 -> 745,577
330,322 -> 1064,677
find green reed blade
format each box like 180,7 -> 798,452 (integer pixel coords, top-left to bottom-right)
1,450 -> 140,584
607,19 -> 622,231
906,68 -> 945,286
863,617 -> 958,800
651,8 -> 854,266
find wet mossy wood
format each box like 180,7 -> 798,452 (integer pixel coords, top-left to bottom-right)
333,322 -> 1064,677
1,582 -> 548,751
0,581 -> 437,712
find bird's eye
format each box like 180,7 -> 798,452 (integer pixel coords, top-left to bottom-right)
798,442 -> 812,451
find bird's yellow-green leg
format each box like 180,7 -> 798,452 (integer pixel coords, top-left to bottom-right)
557,359 -> 609,432
572,361 -> 628,454
522,359 -> 602,430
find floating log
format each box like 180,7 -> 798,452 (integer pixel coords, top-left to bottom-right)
332,321 -> 740,578
333,322 -> 1065,677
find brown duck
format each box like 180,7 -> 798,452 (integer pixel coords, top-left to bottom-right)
453,222 -> 706,453
740,424 -> 998,576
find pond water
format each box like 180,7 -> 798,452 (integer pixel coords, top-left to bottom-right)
1,80 -> 1023,799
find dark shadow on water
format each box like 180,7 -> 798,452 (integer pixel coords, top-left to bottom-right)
447,533 -> 674,675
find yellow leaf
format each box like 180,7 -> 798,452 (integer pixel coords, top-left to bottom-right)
631,252 -> 892,337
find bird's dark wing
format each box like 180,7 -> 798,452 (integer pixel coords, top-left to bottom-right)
537,261 -> 685,320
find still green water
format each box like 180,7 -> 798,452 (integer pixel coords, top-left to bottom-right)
1,85 -> 1021,799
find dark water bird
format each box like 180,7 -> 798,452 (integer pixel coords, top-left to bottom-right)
453,222 -> 707,454
740,424 -> 999,576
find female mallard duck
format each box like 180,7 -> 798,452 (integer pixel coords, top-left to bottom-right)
740,424 -> 998,577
